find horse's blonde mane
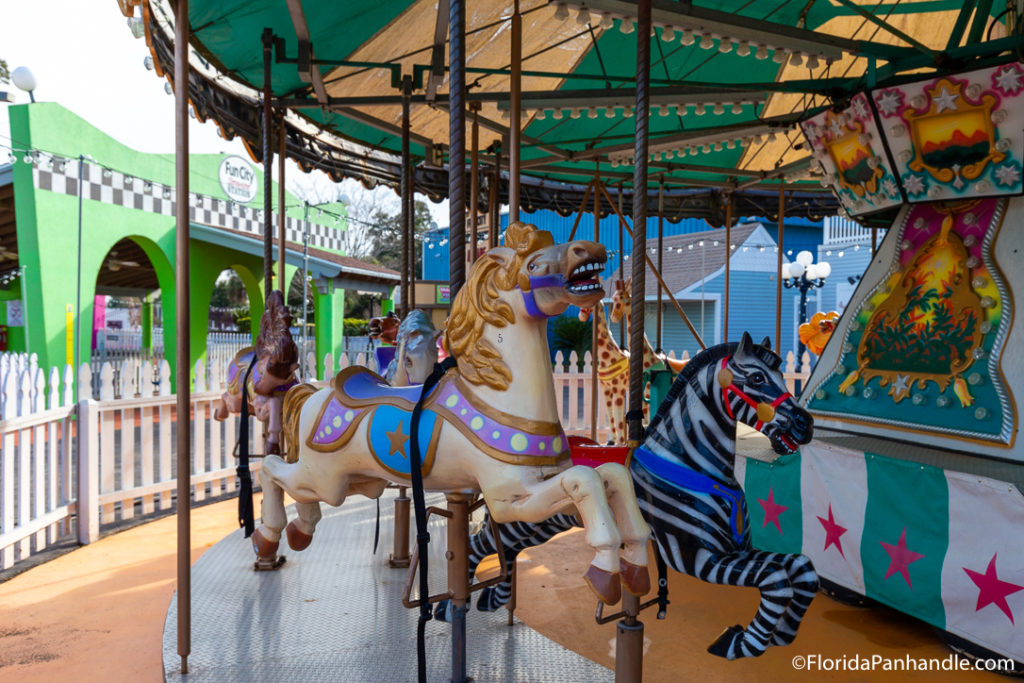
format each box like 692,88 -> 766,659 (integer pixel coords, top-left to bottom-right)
446,222 -> 553,391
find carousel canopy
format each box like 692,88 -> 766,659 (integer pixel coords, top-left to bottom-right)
132,0 -> 1023,224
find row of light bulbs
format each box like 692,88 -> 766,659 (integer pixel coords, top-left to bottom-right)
506,98 -> 761,122
609,126 -> 798,166
552,3 -> 835,70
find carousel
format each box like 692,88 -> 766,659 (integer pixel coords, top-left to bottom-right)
127,0 -> 1024,679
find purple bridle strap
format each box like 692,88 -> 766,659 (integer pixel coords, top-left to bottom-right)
519,273 -> 566,319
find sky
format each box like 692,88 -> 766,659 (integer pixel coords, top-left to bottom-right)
0,0 -> 449,228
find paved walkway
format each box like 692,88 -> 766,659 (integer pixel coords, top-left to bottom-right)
0,490 -> 1003,682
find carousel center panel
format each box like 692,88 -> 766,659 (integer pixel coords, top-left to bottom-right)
734,61 -> 1024,664
162,489 -> 611,682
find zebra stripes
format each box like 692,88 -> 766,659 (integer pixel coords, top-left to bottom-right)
438,334 -> 818,660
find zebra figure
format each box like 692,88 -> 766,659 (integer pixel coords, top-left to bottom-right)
438,333 -> 818,660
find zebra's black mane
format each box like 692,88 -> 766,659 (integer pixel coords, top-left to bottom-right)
645,340 -> 781,438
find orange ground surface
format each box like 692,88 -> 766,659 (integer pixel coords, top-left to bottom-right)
0,497 -> 1004,682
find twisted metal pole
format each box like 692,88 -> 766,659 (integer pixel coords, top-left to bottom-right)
262,28 -> 274,294
509,0 -> 522,222
448,0 -> 467,299
401,75 -> 412,317
620,3 -> 651,679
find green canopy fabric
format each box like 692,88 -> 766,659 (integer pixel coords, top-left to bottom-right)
138,0 -> 1022,218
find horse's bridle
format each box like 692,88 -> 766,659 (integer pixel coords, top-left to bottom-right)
716,356 -> 792,430
518,273 -> 566,319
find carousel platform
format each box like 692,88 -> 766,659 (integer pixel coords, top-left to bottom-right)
161,489 -> 612,682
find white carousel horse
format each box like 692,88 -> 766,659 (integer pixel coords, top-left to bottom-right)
384,310 -> 441,387
262,222 -> 652,604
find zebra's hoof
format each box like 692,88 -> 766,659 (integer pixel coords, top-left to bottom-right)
584,564 -> 621,605
619,559 -> 650,596
707,624 -> 744,659
285,521 -> 313,551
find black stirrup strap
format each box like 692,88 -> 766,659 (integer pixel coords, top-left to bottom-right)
237,360 -> 257,537
409,355 -> 457,683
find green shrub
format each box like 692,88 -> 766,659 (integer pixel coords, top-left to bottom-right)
343,318 -> 370,336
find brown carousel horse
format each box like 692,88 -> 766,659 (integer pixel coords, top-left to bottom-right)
214,290 -> 299,455
264,222 -> 651,605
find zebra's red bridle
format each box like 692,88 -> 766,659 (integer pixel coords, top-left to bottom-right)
717,356 -> 792,430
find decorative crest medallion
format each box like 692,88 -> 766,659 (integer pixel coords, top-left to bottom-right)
904,78 -> 1002,190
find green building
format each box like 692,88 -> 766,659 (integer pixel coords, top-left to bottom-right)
0,102 -> 397,387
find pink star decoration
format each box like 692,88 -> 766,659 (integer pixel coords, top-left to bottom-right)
963,553 -> 1024,625
757,486 -> 788,535
817,504 -> 848,558
880,527 -> 925,588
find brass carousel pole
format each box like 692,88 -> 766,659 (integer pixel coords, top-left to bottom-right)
622,1 -> 651,680
489,142 -> 501,248
174,0 -> 191,672
617,183 -> 625,347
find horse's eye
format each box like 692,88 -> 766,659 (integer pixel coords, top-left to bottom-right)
748,372 -> 766,386
528,262 -> 538,271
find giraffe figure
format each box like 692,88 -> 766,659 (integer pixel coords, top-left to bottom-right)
609,278 -> 688,380
578,302 -> 630,444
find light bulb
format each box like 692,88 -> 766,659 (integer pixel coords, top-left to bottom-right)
680,28 -> 694,45
570,108 -> 581,119
554,3 -> 569,20
816,262 -> 831,278
796,250 -> 813,266
600,13 -> 614,28
713,102 -> 724,115
620,19 -> 634,34
773,48 -> 787,63
806,54 -> 820,70
755,45 -> 769,60
736,40 -> 751,57
718,38 -> 732,53
575,7 -> 591,25
732,102 -> 743,114
588,107 -> 598,119
695,103 -> 706,116
661,26 -> 675,41
790,52 -> 804,66
658,104 -> 669,116
700,33 -> 715,50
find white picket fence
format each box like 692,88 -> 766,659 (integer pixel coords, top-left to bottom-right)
0,347 -> 812,572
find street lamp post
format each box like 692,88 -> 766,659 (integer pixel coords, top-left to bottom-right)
782,250 -> 831,362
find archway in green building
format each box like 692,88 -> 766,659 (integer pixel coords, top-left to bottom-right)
206,266 -> 263,378
93,237 -> 168,370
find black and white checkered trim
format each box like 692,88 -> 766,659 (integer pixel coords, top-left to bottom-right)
33,161 -> 344,252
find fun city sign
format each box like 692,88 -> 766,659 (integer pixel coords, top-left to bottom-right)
218,155 -> 259,204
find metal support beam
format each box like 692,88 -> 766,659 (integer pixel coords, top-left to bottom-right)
262,28 -> 275,294
656,181 -> 663,353
723,196 -> 732,342
285,0 -> 328,103
470,103 -> 481,264
401,75 -> 413,317
490,143 -> 502,248
591,165 -> 601,442
174,0 -> 191,673
775,183 -> 786,352
830,0 -> 938,58
509,0 -> 522,222
278,117 -> 287,292
427,0 -> 451,101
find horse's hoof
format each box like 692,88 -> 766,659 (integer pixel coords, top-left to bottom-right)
266,441 -> 281,456
285,521 -> 313,551
707,624 -> 745,659
619,559 -> 650,596
584,564 -> 622,605
251,530 -> 286,571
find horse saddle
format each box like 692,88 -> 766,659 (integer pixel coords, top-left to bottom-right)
306,367 -> 442,478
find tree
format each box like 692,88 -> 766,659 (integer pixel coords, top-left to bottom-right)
366,200 -> 434,275
210,270 -> 248,308
0,59 -> 10,85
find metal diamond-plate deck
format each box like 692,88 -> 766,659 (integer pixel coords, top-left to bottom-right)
163,490 -> 612,682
